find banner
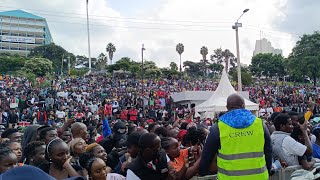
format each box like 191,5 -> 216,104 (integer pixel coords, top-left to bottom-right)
1,35 -> 35,43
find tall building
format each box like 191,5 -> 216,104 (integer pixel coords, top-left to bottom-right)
0,10 -> 53,56
253,38 -> 282,56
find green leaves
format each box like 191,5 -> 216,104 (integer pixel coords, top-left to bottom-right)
250,53 -> 285,78
22,57 -> 53,77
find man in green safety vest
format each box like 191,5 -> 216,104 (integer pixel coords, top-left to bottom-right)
199,93 -> 272,179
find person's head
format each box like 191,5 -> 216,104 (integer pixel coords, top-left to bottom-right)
148,123 -> 160,133
69,138 -> 87,156
1,129 -> 22,143
0,146 -> 18,173
180,122 -> 189,130
45,138 -> 70,169
39,127 -> 58,145
291,126 -> 304,144
139,133 -> 161,162
154,127 -> 168,138
288,111 -> 299,127
226,94 -> 245,111
4,141 -> 22,161
126,132 -> 142,158
79,153 -> 111,180
270,112 -> 280,124
168,128 -> 179,139
313,125 -> 320,140
60,129 -> 72,144
86,143 -> 108,162
274,113 -> 293,133
71,122 -> 88,140
24,141 -> 46,166
161,137 -> 180,160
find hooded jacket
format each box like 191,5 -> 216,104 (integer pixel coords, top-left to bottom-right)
199,109 -> 272,176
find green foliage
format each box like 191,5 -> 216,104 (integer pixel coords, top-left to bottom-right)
69,68 -> 89,77
29,43 -> 76,73
210,48 -> 236,70
0,53 -> 27,74
183,61 -> 202,77
96,53 -> 108,70
106,43 -> 116,64
229,66 -> 252,86
250,53 -> 285,78
169,62 -> 178,71
107,57 -> 141,76
286,32 -> 320,85
22,57 -> 53,77
208,63 -> 224,75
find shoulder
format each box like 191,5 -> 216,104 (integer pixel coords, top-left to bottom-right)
71,164 -> 84,171
38,163 -> 50,173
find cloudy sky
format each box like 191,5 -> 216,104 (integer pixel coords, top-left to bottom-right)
1,0 -> 319,67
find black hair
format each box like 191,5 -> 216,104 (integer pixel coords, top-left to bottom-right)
127,132 -> 142,148
180,122 -> 189,130
185,127 -> 199,146
288,111 -> 298,117
270,112 -> 280,124
274,113 -> 291,131
148,123 -> 159,132
1,128 -> 18,138
138,133 -> 158,150
314,128 -> 320,139
45,138 -> 64,161
79,152 -> 97,176
24,141 -> 45,164
160,137 -> 176,150
291,126 -> 303,143
39,127 -> 55,140
197,128 -> 208,145
154,127 -> 168,138
0,146 -> 15,162
298,115 -> 305,125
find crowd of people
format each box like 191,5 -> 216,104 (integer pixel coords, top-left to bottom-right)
1,74 -> 320,179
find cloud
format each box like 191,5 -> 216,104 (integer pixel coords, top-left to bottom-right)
1,0 -> 305,67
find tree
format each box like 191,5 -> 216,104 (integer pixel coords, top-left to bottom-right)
210,48 -> 236,72
169,62 -> 178,71
22,57 -> 53,77
229,66 -> 252,86
107,57 -> 141,76
208,63 -> 224,77
183,61 -> 202,77
106,43 -> 116,65
176,43 -> 184,73
0,54 -> 27,74
29,43 -> 75,73
250,53 -> 285,79
286,32 -> 320,86
200,46 -> 208,76
96,53 -> 108,70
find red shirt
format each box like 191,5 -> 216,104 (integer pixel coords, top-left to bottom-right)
129,109 -> 138,121
120,110 -> 128,120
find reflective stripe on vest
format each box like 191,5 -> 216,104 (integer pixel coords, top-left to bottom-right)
217,117 -> 268,180
218,166 -> 267,176
218,152 -> 264,160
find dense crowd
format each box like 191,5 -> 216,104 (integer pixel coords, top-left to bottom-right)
1,74 -> 320,179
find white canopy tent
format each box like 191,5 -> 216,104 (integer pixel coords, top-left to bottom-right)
195,69 -> 259,118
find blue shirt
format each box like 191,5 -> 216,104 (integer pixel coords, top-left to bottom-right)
312,143 -> 320,158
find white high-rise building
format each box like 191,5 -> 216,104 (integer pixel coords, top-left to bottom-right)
253,38 -> 282,56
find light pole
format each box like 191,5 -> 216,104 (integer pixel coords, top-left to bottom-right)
86,0 -> 92,73
232,8 -> 249,91
141,44 -> 146,117
141,44 -> 146,94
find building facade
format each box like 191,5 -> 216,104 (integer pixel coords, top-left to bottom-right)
253,38 -> 282,56
0,10 -> 53,56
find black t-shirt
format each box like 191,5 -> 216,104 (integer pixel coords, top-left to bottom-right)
38,163 -> 83,178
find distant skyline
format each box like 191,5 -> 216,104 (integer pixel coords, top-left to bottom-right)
1,0 -> 318,67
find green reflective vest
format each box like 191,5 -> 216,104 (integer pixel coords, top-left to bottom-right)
217,118 -> 268,180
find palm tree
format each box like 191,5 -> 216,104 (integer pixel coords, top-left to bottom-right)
200,46 -> 208,76
176,43 -> 184,73
106,43 -> 116,65
222,49 -> 236,72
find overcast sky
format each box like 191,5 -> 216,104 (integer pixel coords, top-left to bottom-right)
1,0 -> 318,67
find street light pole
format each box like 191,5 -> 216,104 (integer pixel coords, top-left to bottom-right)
232,8 -> 249,91
86,0 -> 92,73
141,44 -> 145,94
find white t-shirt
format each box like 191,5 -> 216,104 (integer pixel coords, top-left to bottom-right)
282,136 -> 307,166
56,110 -> 66,119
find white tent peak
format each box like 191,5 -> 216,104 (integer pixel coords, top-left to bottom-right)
195,69 -> 259,118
